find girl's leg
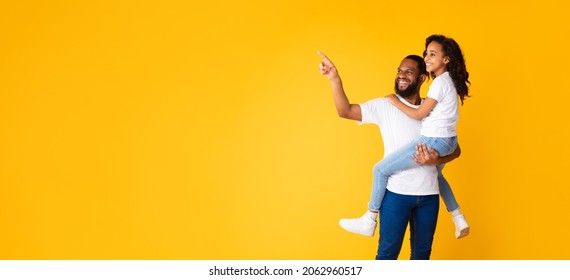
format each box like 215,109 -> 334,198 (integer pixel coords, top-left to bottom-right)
437,164 -> 459,212
368,136 -> 455,211
437,164 -> 470,239
422,136 -> 460,211
422,136 -> 457,158
342,139 -> 420,237
368,139 -> 421,211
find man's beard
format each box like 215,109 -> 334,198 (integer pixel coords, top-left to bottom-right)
394,78 -> 419,98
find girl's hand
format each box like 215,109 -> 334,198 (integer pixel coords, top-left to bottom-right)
317,51 -> 339,80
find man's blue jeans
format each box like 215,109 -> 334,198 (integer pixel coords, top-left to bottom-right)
376,190 -> 439,260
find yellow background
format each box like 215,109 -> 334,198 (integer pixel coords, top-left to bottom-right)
1,0 -> 569,259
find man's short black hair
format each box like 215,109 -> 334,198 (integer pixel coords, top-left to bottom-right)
404,55 -> 428,76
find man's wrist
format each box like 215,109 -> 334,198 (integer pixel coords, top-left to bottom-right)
329,76 -> 341,83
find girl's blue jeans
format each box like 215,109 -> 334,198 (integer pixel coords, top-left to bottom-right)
368,136 -> 459,212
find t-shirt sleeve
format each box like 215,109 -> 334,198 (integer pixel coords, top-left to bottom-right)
358,98 -> 385,125
426,77 -> 450,102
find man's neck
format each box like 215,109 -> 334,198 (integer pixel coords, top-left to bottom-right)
401,93 -> 422,106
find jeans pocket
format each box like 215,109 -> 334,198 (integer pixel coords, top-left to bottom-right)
440,136 -> 457,156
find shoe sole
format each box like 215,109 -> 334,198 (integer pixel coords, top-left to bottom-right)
339,221 -> 375,237
456,226 -> 470,239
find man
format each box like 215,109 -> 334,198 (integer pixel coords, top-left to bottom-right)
317,51 -> 460,259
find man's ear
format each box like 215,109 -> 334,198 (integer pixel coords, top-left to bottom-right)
419,74 -> 427,84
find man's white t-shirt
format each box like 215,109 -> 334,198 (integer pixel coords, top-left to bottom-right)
359,96 -> 438,195
422,71 -> 459,137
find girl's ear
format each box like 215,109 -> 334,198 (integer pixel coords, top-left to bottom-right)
444,56 -> 450,64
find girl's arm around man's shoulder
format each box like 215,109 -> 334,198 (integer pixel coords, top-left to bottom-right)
385,94 -> 438,121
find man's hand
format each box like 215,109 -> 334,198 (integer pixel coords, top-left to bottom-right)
413,143 -> 440,165
317,51 -> 339,80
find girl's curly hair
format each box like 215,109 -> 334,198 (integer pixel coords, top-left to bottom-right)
424,35 -> 471,104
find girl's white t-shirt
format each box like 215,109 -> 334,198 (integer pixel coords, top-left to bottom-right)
421,72 -> 459,138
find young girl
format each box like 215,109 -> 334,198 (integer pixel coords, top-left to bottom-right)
340,35 -> 471,239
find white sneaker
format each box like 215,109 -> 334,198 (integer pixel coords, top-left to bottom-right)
452,214 -> 470,239
339,214 -> 377,237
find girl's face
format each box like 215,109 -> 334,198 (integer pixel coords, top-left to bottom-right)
424,41 -> 449,77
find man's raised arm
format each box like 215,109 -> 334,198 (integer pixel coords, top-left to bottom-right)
317,51 -> 362,121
